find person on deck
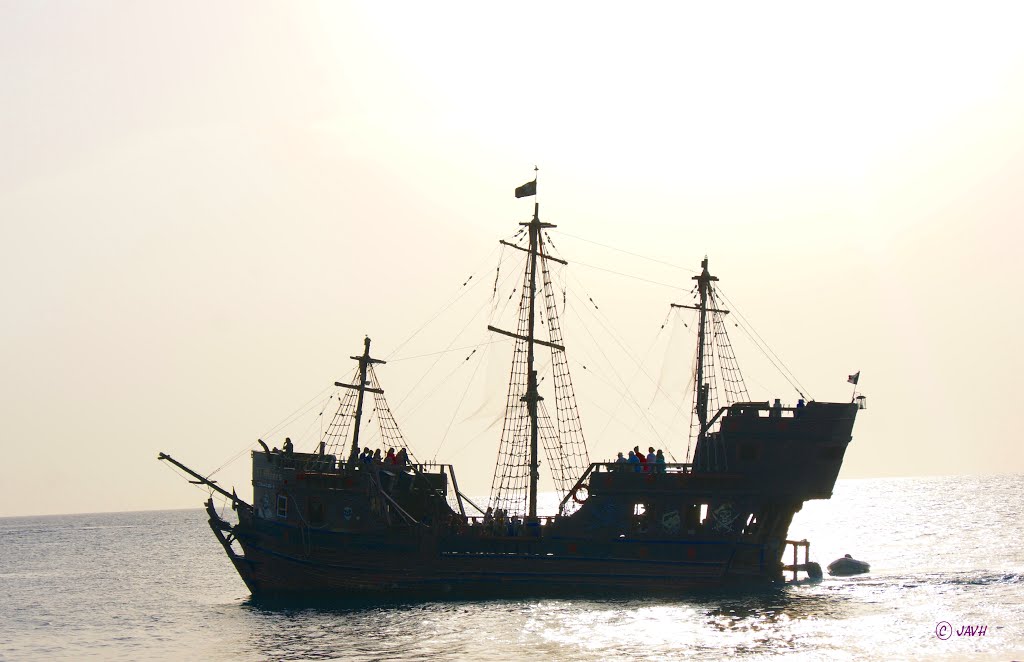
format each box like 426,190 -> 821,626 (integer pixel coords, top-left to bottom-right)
655,449 -> 666,472
646,447 -> 656,470
396,448 -> 409,469
771,398 -> 783,418
628,450 -> 641,472
385,448 -> 397,465
372,449 -> 383,465
283,437 -> 293,454
615,452 -> 627,469
796,398 -> 805,417
634,446 -> 647,471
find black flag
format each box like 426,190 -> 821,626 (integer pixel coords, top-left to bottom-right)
847,371 -> 860,385
515,179 -> 537,198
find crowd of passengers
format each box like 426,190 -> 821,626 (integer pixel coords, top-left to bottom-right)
439,507 -> 537,537
356,446 -> 410,470
478,506 -> 528,536
613,445 -> 667,472
274,438 -> 412,473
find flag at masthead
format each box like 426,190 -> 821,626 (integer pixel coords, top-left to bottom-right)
515,178 -> 537,198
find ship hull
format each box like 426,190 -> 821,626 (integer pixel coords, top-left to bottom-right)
208,504 -> 783,598
199,399 -> 857,599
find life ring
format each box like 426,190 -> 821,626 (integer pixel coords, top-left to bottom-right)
571,485 -> 589,504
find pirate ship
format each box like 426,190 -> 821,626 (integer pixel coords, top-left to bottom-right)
160,180 -> 864,597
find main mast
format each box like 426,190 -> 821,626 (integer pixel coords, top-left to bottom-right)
524,203 -> 546,519
488,175 -> 560,519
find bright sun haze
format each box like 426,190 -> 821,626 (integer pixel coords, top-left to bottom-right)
1,2 -> 1022,516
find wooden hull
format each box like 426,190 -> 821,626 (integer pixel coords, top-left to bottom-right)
199,400 -> 858,599
208,504 -> 782,598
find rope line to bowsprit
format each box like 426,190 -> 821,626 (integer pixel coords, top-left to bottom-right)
388,252 -> 525,418
160,459 -> 216,499
195,237 -> 516,479
385,237 -> 519,361
431,341 -> 490,462
206,384 -> 335,479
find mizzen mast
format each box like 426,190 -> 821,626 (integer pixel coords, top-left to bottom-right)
670,258 -> 725,446
671,258 -> 752,470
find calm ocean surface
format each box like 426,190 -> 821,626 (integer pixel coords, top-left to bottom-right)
2,474 -> 1022,661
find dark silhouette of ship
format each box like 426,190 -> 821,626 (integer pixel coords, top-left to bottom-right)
160,179 -> 864,597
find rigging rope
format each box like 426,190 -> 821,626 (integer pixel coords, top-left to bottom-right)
572,259 -> 688,291
387,339 -> 506,363
556,231 -> 701,275
390,254 -> 526,415
432,343 -> 490,461
489,249 -> 535,516
563,290 -> 668,450
715,285 -> 812,400
539,251 -> 590,512
385,242 -> 504,361
207,384 -> 335,478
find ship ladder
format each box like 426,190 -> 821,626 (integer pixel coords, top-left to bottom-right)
782,539 -> 822,581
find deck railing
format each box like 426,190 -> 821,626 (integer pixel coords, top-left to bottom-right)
590,461 -> 694,474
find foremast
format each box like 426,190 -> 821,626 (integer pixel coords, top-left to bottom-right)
336,336 -> 386,466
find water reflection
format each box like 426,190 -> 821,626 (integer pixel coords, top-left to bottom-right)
228,585 -> 874,661
6,478 -> 1020,660
195,476 -> 1024,660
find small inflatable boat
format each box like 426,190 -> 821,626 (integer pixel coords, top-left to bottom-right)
827,554 -> 870,576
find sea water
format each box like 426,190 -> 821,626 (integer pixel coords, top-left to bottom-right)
1,474 -> 1022,661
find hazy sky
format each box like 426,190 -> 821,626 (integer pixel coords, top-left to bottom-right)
2,2 -> 1023,516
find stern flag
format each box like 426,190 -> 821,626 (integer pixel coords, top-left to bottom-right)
515,179 -> 537,198
847,371 -> 860,385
